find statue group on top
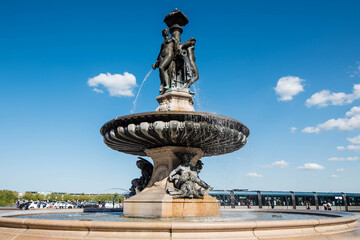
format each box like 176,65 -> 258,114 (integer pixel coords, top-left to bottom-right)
152,9 -> 199,95
129,10 -> 211,199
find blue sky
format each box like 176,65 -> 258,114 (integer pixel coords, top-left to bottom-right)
1,0 -> 360,194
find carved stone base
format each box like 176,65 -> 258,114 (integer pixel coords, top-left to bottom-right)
123,146 -> 219,218
145,146 -> 203,188
124,179 -> 219,218
155,91 -> 195,112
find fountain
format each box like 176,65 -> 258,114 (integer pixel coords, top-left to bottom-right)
0,9 -> 359,240
100,8 -> 249,218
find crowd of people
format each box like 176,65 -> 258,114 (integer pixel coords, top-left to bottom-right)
15,199 -> 124,210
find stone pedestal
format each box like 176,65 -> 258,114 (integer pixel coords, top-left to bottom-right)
155,91 -> 195,112
124,183 -> 219,218
123,146 -> 219,218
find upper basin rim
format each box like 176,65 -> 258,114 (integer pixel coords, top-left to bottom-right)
100,111 -> 250,137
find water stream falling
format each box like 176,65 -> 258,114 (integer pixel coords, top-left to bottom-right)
131,69 -> 153,114
192,83 -> 201,110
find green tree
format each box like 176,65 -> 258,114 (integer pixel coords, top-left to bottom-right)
112,193 -> 125,203
22,193 -> 35,201
113,193 -> 119,202
92,194 -> 114,202
34,193 -> 45,201
47,193 -> 57,201
0,190 -> 18,207
62,194 -> 72,201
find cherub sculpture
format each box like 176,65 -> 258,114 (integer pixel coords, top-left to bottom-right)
166,153 -> 211,199
129,157 -> 153,197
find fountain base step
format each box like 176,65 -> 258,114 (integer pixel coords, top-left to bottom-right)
124,185 -> 219,218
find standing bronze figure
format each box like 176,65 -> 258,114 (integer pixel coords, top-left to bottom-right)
152,28 -> 176,94
181,37 -> 199,88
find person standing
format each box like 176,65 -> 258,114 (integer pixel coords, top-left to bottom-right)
327,200 -> 332,211
323,201 -> 328,210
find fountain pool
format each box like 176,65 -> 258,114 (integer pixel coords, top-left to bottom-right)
0,209 -> 359,239
11,210 -> 336,222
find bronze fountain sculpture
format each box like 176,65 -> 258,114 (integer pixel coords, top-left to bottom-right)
100,9 -> 250,217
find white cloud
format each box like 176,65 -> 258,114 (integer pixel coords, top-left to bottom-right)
337,145 -> 360,151
348,145 -> 360,150
87,72 -> 137,97
93,88 -> 104,94
347,62 -> 360,78
290,127 -> 297,133
328,156 -> 358,161
306,84 -> 360,107
302,105 -> 360,133
302,127 -> 320,133
261,160 -> 289,168
346,134 -> 360,144
328,157 -> 344,161
347,135 -> 360,144
274,76 -> 305,101
297,163 -> 325,170
336,168 -> 345,172
346,106 -> 360,116
272,160 -> 289,168
330,174 -> 340,178
246,172 -> 262,178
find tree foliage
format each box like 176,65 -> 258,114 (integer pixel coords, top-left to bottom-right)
1,189 -> 125,206
0,190 -> 18,207
21,192 -> 125,202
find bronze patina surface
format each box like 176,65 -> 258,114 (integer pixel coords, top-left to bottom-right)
100,111 -> 250,157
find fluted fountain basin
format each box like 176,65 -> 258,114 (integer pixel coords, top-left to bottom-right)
100,111 -> 250,157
